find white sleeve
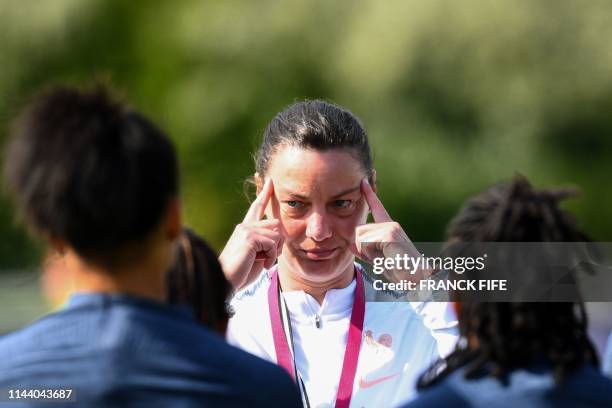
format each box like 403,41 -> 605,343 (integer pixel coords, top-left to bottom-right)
226,310 -> 275,363
225,271 -> 276,363
409,301 -> 459,358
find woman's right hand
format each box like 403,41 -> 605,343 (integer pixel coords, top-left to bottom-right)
219,178 -> 284,290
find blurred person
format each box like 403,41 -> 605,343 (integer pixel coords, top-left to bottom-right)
221,100 -> 458,407
0,84 -> 301,407
166,227 -> 232,335
404,176 -> 612,407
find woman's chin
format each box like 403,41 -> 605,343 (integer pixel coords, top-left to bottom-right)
293,252 -> 354,283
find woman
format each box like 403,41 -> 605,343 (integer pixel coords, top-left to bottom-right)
221,100 -> 457,407
405,176 -> 612,407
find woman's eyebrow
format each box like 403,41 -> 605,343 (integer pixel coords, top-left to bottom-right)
278,189 -> 309,200
331,185 -> 361,199
278,185 -> 361,200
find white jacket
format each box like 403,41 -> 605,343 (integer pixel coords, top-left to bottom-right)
227,265 -> 458,407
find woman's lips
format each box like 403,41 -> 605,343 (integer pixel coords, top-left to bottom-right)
300,248 -> 338,260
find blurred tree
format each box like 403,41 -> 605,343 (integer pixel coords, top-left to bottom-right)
1,0 -> 611,272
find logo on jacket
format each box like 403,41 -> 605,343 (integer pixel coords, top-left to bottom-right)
358,330 -> 399,389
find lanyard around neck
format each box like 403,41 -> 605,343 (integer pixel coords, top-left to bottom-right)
267,266 -> 366,408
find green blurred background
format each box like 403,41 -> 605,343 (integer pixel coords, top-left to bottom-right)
1,0 -> 611,340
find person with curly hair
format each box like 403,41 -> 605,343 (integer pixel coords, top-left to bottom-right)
405,176 -> 612,407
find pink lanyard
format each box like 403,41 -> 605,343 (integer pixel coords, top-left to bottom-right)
267,266 -> 365,408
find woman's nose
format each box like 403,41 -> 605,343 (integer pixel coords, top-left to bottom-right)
305,212 -> 332,242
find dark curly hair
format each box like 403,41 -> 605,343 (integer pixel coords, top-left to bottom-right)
418,175 -> 599,389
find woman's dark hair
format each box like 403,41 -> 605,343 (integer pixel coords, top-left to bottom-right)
254,100 -> 373,180
3,84 -> 178,267
166,228 -> 231,334
418,175 -> 599,389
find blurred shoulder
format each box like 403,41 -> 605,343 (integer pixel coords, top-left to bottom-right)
0,309 -> 71,364
224,345 -> 301,406
560,364 -> 612,404
205,328 -> 300,407
402,380 -> 470,407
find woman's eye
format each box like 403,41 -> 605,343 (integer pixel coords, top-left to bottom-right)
333,200 -> 352,209
331,200 -> 355,215
285,201 -> 303,209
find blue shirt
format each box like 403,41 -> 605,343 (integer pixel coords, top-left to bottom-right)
0,293 -> 301,407
403,362 -> 612,408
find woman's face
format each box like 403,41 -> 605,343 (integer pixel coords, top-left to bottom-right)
264,146 -> 370,285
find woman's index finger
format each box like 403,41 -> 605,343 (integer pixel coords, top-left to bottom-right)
244,177 -> 274,222
361,178 -> 392,223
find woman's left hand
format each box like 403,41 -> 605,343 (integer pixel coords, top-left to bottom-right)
352,178 -> 429,281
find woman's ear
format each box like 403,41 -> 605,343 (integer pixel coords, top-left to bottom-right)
254,172 -> 263,195
165,198 -> 182,240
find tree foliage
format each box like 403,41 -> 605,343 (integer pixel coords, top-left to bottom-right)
1,0 -> 611,269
